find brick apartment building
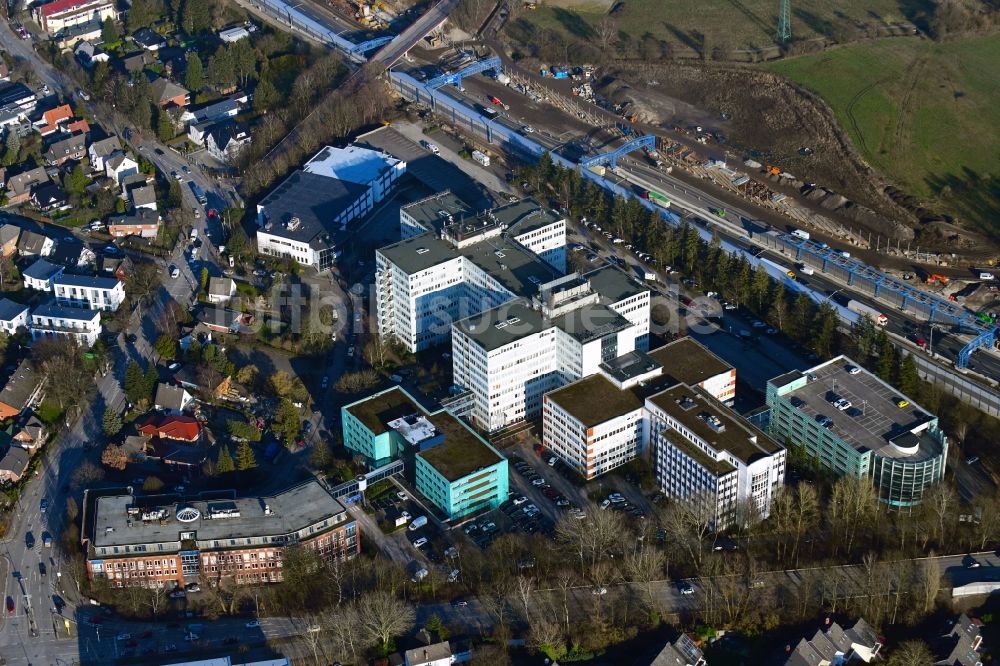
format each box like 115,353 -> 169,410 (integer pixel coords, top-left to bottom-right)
82,481 -> 359,589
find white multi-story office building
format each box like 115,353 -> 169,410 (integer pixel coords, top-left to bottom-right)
646,384 -> 785,530
53,274 -> 125,312
543,336 -> 737,479
29,302 -> 102,347
452,285 -> 645,433
398,194 -> 566,272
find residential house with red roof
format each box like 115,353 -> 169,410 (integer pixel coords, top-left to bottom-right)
33,0 -> 116,35
137,415 -> 202,443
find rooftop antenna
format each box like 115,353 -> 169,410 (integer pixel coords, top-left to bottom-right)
777,0 -> 792,45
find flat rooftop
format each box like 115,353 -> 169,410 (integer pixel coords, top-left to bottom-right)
377,233 -> 459,274
600,350 -> 662,384
553,302 -> 631,343
401,191 -> 470,231
418,413 -> 503,482
493,198 -> 562,235
774,356 -> 940,460
259,170 -> 367,246
648,338 -> 733,386
90,481 -> 346,549
453,300 -> 548,352
458,235 -> 561,297
546,373 -> 643,428
648,384 -> 782,465
583,265 -> 648,304
304,144 -> 401,185
345,387 -> 424,435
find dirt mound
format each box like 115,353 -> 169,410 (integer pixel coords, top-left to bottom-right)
597,61 -> 994,252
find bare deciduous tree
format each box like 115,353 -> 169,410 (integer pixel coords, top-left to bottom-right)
356,590 -> 415,653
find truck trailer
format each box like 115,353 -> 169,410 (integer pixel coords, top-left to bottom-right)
847,300 -> 888,327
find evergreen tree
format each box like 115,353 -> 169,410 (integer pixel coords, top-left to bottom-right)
200,267 -> 209,292
154,334 -> 176,360
812,304 -> 837,359
272,398 -> 301,446
184,53 -> 204,91
181,0 -> 212,34
101,17 -> 119,43
252,76 -> 279,113
123,361 -> 146,404
750,266 -> 771,311
236,440 -> 257,471
144,364 -> 158,401
102,408 -> 123,437
791,293 -> 814,341
156,107 -> 174,143
63,164 -> 88,196
899,352 -> 920,396
876,330 -> 897,382
217,445 -> 235,473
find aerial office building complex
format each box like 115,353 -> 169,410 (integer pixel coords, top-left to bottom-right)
766,355 -> 947,507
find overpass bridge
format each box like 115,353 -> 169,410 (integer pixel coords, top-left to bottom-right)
371,0 -> 459,66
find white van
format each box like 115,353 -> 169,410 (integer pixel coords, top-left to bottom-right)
791,229 -> 810,240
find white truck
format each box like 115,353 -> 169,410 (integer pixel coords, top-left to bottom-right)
847,299 -> 888,327
800,265 -> 815,276
791,229 -> 810,240
472,150 -> 490,167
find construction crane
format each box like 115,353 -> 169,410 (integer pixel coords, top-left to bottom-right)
776,0 -> 791,45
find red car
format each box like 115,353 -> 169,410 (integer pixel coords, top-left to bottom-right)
6,596 -> 14,615
489,95 -> 502,105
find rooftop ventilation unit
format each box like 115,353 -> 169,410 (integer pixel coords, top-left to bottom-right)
286,217 -> 301,231
676,396 -> 696,411
416,247 -> 429,255
700,412 -> 726,433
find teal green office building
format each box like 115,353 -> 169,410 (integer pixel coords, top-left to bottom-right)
766,355 -> 947,508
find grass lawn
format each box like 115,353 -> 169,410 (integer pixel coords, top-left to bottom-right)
524,0 -> 910,53
767,34 -> 1000,236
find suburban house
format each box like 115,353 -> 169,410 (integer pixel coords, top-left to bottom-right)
131,27 -> 165,51
128,185 -> 157,212
107,209 -> 160,238
780,618 -> 881,665
0,82 -> 37,128
137,414 -> 202,443
53,274 -> 125,311
404,642 -> 455,666
105,152 -> 139,186
29,302 -> 102,346
173,365 -> 232,400
30,182 -> 69,211
150,77 -> 190,108
22,258 -> 64,291
35,104 -> 73,136
0,298 -> 29,334
6,168 -> 49,205
88,136 -> 120,171
74,40 -> 110,67
12,413 -> 47,450
933,614 -> 984,666
33,0 -> 116,35
0,360 -> 44,421
187,122 -> 212,146
0,299 -> 28,333
16,230 -> 55,257
646,634 -> 705,666
205,123 -> 250,162
206,277 -> 236,304
180,97 -> 240,126
0,224 -> 19,257
44,133 -> 87,166
196,306 -> 254,334
122,52 -> 152,73
0,444 -> 29,482
65,119 -> 89,135
153,383 -> 194,415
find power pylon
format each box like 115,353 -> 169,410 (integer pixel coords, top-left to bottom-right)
776,0 -> 791,45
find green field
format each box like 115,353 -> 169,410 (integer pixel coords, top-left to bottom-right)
521,0 -> 912,54
767,35 -> 1000,236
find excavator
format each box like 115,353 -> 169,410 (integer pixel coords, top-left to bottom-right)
926,274 -> 950,286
